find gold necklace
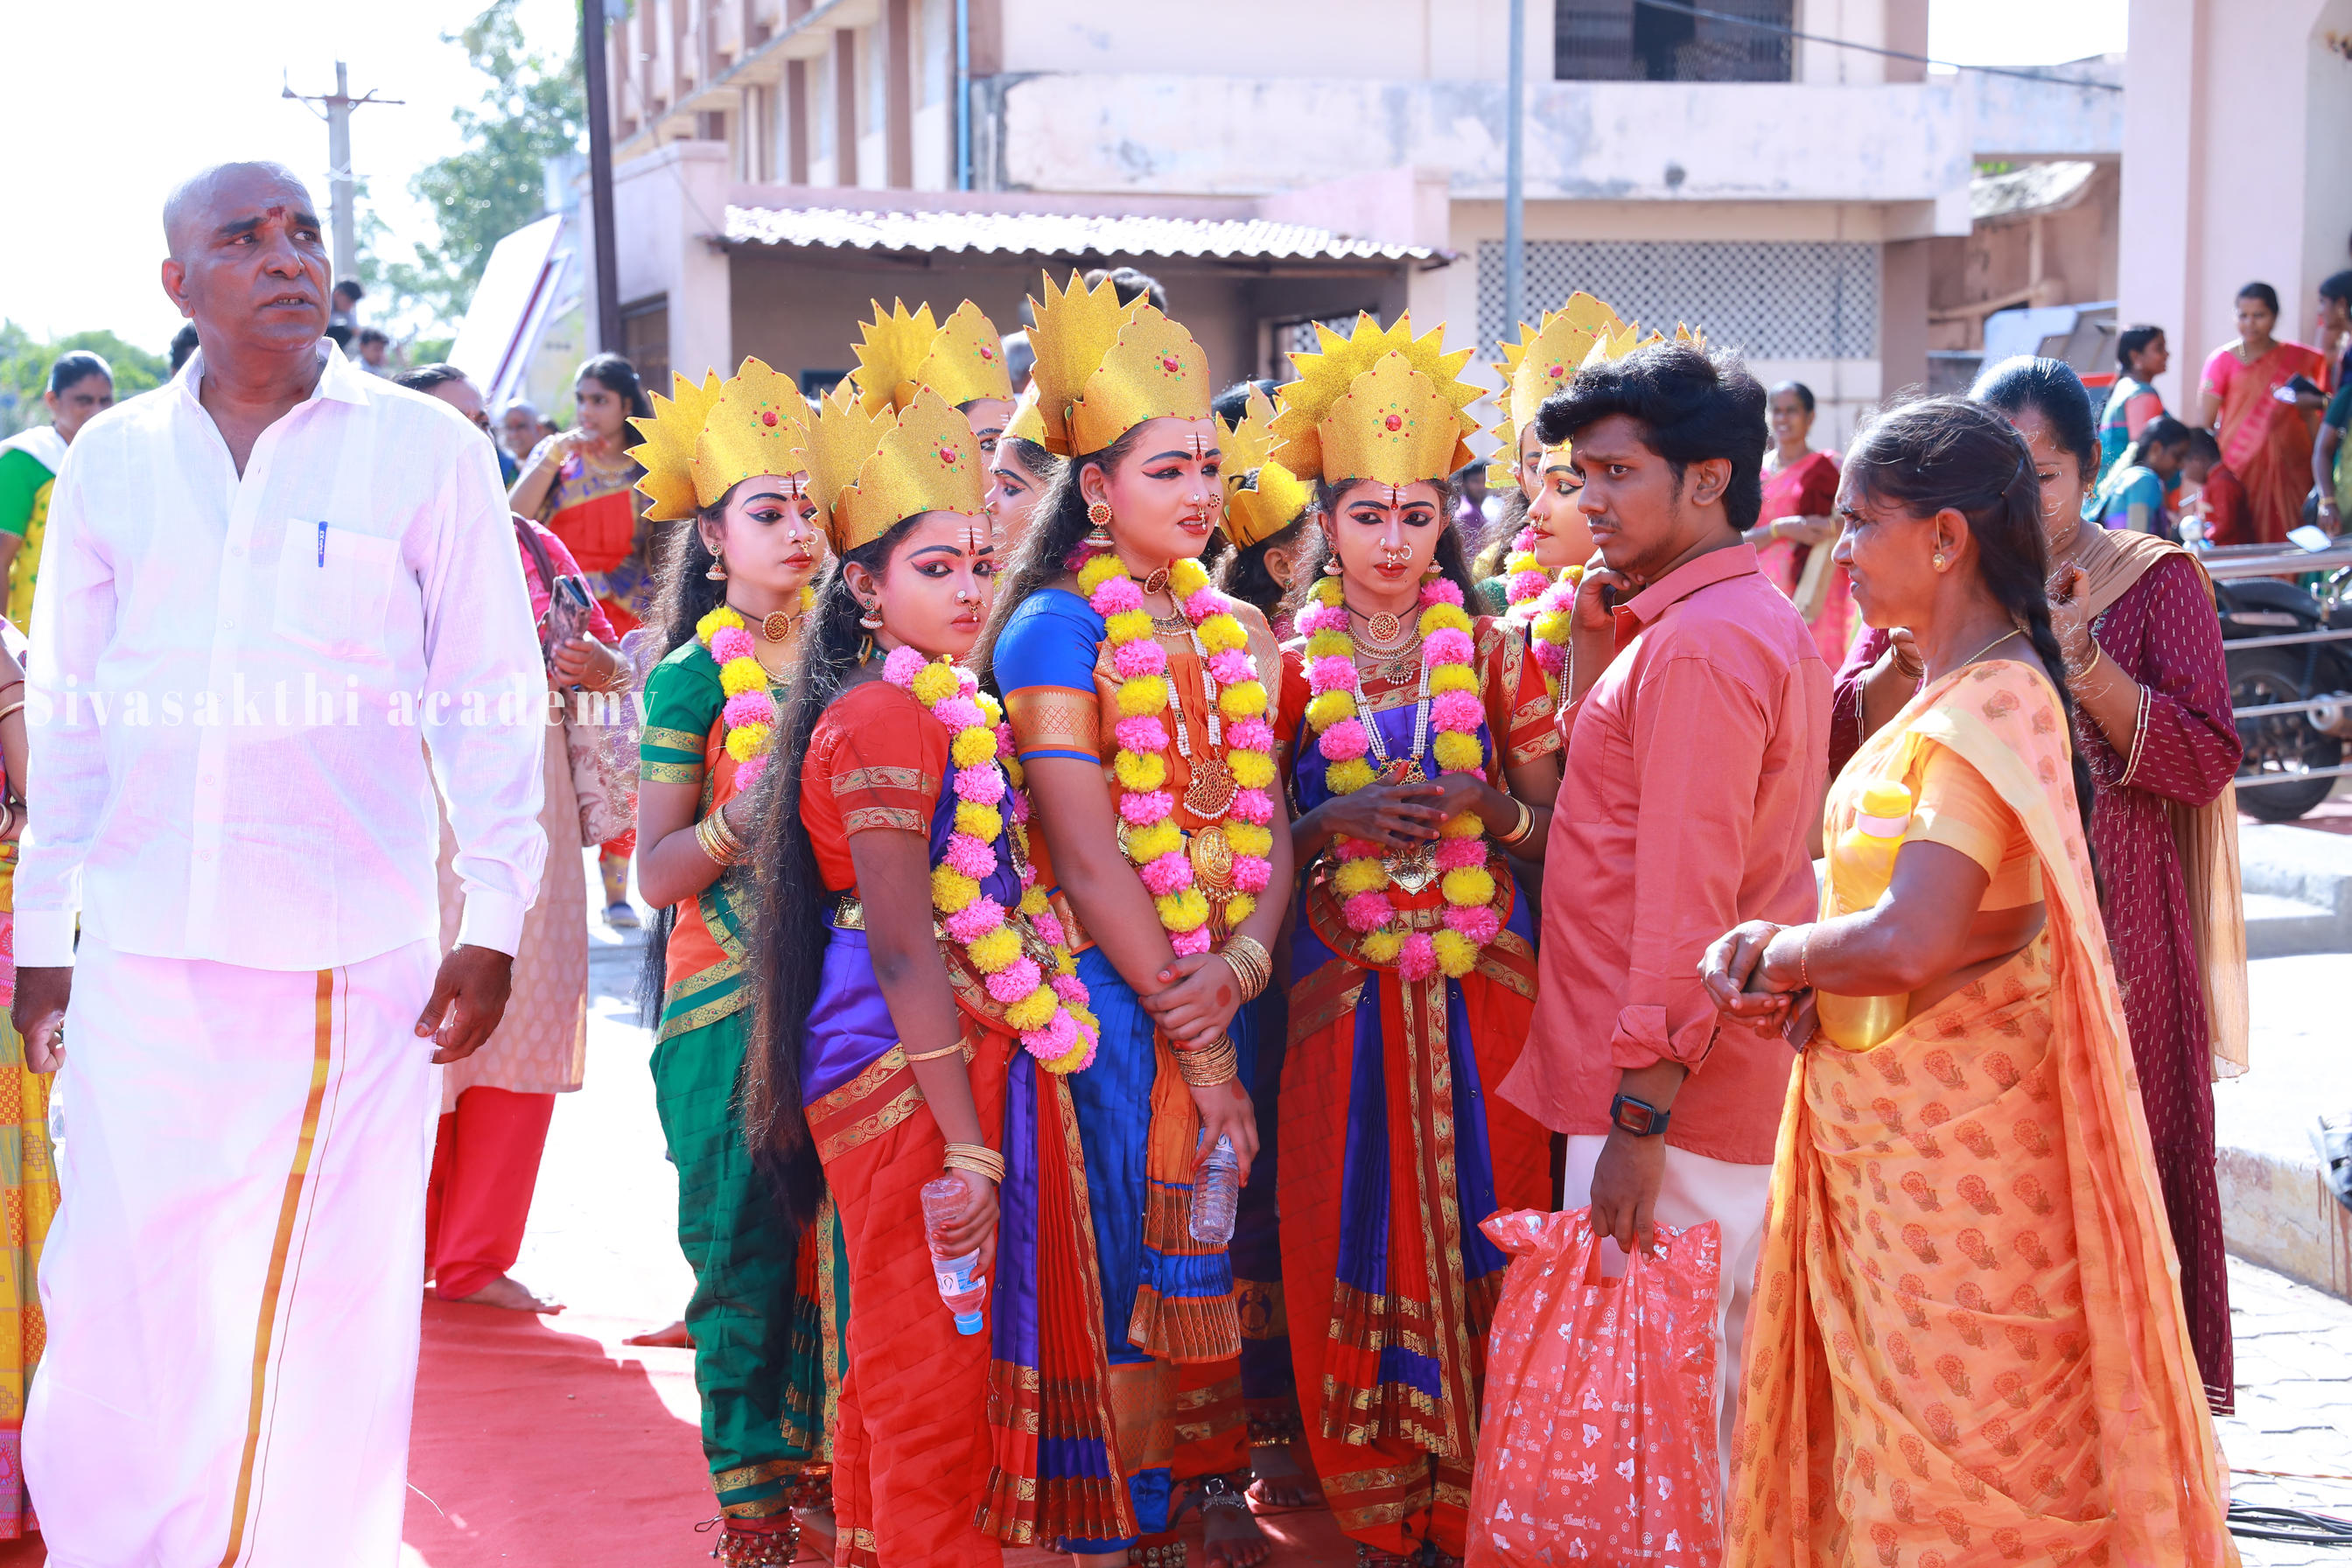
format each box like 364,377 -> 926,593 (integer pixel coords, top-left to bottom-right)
1947,626 -> 2020,674
1347,598 -> 1417,651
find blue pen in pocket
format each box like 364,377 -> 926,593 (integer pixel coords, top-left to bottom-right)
316,521 -> 327,566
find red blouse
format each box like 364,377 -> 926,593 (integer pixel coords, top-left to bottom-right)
802,682 -> 949,892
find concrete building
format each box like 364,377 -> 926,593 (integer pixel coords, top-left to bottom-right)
2120,0 -> 2352,415
603,0 -> 2122,442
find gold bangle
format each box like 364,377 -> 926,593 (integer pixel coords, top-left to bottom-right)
695,811 -> 746,867
1498,797 -> 1534,847
1219,934 -> 1271,1002
902,1040 -> 968,1064
942,1142 -> 1006,1185
1175,1033 -> 1240,1088
0,702 -> 25,725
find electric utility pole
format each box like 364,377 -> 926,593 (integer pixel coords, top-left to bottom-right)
284,62 -> 403,286
1504,0 -> 1527,337
583,0 -> 623,353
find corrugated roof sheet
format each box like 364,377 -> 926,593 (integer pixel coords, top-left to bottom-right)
1970,160 -> 2099,223
723,205 -> 1438,263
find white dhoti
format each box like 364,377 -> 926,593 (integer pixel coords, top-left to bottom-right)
1558,1133 -> 1774,1488
26,936 -> 439,1567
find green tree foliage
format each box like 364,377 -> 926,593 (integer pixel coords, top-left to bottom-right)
0,323 -> 170,438
369,0 -> 584,330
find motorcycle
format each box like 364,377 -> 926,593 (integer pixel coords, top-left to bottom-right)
2216,568 -> 2352,822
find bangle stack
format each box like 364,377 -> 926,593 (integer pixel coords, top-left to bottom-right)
1175,1032 -> 1240,1087
1498,796 -> 1536,848
942,1142 -> 1005,1185
695,808 -> 748,867
1219,934 -> 1272,1002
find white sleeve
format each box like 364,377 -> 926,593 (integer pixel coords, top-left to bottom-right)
16,442 -> 114,967
417,428 -> 549,956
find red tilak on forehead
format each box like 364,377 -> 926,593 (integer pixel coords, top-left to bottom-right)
1188,432 -> 1210,459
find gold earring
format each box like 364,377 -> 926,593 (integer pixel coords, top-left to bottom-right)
1084,500 -> 1115,551
1932,551 -> 1947,571
1322,556 -> 1343,577
705,553 -> 728,582
858,603 -> 884,630
1422,560 -> 1441,580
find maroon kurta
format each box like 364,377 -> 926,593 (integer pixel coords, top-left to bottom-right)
1829,554 -> 2244,1410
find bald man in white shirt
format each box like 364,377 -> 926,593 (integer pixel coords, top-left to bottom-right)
11,162 -> 548,1566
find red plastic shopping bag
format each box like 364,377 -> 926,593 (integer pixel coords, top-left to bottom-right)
1466,1207 -> 1722,1566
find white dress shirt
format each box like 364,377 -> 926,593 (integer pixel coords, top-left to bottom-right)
17,343 -> 549,970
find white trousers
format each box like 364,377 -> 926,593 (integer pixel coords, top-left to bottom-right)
1558,1134 -> 1774,1483
26,937 -> 439,1567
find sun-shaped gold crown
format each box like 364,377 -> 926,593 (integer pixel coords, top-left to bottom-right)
1270,312 -> 1481,488
1216,386 -> 1312,549
628,369 -> 724,522
802,383 -> 986,556
1487,295 -> 1641,488
850,298 -> 1014,416
1025,270 -> 1212,458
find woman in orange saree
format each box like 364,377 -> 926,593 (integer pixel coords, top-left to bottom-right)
2198,282 -> 2328,545
1704,397 -> 2236,1568
748,387 -> 1133,1568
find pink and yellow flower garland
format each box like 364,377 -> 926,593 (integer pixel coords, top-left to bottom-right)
1299,576 -> 1505,983
1076,552 -> 1277,957
1504,553 -> 1583,690
883,646 -> 1100,1074
696,585 -> 815,788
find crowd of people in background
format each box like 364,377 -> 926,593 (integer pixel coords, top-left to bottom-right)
0,159 -> 2269,1568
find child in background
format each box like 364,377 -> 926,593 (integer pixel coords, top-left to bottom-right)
2180,428 -> 2250,546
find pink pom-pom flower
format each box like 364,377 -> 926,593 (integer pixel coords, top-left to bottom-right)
1227,717 -> 1276,752
1444,904 -> 1503,945
1307,654 -> 1357,694
733,752 -> 769,788
985,957 -> 1044,1003
1113,638 -> 1168,679
1317,718 -> 1370,762
1119,788 -> 1175,825
1534,642 -> 1566,677
723,689 -> 775,730
1422,627 -> 1475,667
881,644 -> 926,686
955,765 -> 1006,804
1435,836 -> 1487,871
946,834 -> 998,879
1397,932 -> 1439,982
1208,648 -> 1256,685
1115,716 -> 1169,755
1229,787 -> 1274,825
1092,576 -> 1144,614
944,900 -> 1006,944
1170,927 -> 1214,956
1429,689 -> 1484,733
1051,972 -> 1089,1006
1418,579 -> 1465,609
710,626 -> 757,663
1334,836 -> 1382,859
1508,569 -> 1550,602
934,696 -> 984,733
1342,890 -> 1396,933
1023,1008 -> 1078,1056
1139,851 -> 1194,897
1233,857 -> 1273,894
1182,586 -> 1224,621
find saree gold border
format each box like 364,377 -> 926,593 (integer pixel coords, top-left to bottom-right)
816,1192 -> 844,1461
1047,1069 -> 1143,1543
218,968 -> 340,1568
1404,970 -> 1479,1460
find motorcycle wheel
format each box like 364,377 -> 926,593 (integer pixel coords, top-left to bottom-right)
2231,648 -> 2345,822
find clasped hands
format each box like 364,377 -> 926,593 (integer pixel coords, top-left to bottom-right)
1699,919 -> 1818,1051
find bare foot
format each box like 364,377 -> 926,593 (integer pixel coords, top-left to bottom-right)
623,1319 -> 693,1348
1246,1446 -> 1323,1511
1181,1474 -> 1270,1568
455,1274 -> 564,1312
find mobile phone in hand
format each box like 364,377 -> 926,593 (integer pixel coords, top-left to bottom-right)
542,577 -> 595,671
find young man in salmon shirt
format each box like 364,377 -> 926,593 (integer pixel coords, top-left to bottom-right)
1497,341 -> 1830,1479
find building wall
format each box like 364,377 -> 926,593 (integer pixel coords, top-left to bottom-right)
2120,0 -> 2352,410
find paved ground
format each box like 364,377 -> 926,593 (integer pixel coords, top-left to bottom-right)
480,858 -> 2352,1565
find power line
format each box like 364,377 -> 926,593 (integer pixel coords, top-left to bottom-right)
1631,0 -> 2124,92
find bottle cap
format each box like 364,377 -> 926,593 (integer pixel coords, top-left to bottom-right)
954,1311 -> 984,1335
1858,781 -> 1913,818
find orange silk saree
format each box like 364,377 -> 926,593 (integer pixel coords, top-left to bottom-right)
1728,661 -> 2237,1567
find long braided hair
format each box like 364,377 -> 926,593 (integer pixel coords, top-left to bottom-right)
1841,396 -> 2099,855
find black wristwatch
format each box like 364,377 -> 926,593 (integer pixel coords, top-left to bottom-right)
1610,1092 -> 1671,1138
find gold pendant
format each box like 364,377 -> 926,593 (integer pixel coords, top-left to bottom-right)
760,610 -> 799,642
1366,612 -> 1403,644
1188,823 -> 1236,894
1183,755 -> 1237,819
1142,567 -> 1172,598
1375,757 -> 1426,786
1386,838 -> 1438,894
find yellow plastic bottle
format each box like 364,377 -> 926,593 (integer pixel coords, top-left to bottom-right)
1815,780 -> 1914,1053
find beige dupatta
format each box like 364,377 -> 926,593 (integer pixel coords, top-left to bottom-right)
2065,524 -> 2250,1079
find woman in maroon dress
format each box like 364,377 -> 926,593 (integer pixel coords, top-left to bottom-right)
1831,358 -> 2248,1411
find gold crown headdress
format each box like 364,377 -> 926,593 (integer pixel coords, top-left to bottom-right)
849,298 -> 1015,416
1025,270 -> 1212,458
627,358 -> 809,520
1003,382 -> 1049,447
801,383 -> 987,555
1486,292 -> 1627,487
1216,386 -> 1312,549
1270,312 -> 1482,488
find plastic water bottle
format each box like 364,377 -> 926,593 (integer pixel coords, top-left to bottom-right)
1815,781 -> 1914,1053
1189,1136 -> 1240,1244
920,1174 -> 987,1335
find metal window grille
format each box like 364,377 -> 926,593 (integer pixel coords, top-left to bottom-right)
1556,0 -> 1793,83
1477,241 -> 1878,361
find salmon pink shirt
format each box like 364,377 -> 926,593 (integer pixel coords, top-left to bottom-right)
1499,542 -> 1830,1166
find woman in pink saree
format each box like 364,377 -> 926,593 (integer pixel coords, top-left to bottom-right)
2199,281 -> 2328,544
